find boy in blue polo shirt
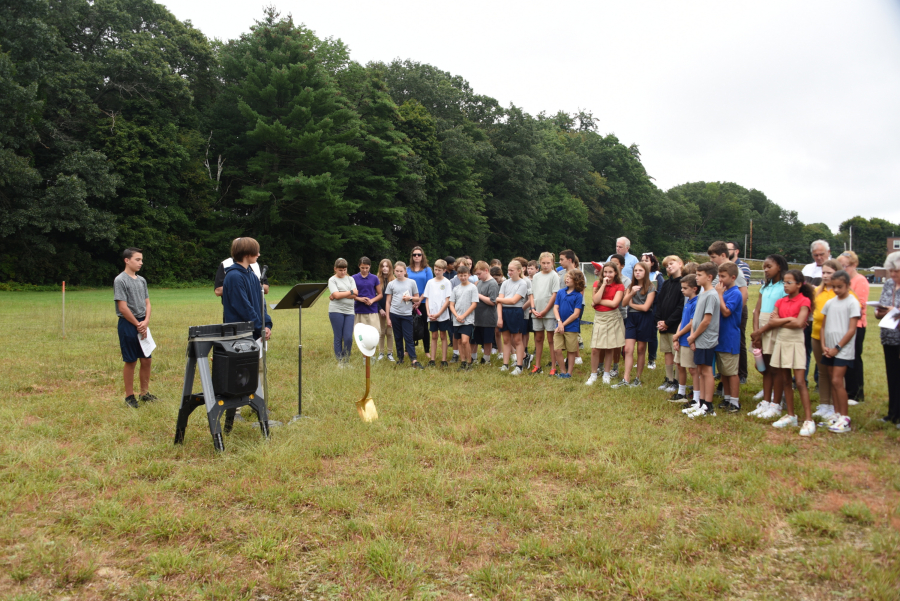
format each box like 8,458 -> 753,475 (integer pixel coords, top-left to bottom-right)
672,275 -> 700,407
715,262 -> 743,413
686,263 -> 720,417
553,269 -> 585,379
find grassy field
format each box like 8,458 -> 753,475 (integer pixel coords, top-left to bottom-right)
1,285 -> 898,601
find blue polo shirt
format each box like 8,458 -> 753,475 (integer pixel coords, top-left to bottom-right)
715,286 -> 743,354
678,296 -> 698,346
555,288 -> 584,333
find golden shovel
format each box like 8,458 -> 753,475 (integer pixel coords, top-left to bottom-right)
353,323 -> 380,422
356,356 -> 378,422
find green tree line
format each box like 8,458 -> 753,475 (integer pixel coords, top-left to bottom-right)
1,1 -> 895,284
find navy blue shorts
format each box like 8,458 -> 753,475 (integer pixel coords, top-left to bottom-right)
625,309 -> 656,342
454,324 -> 475,339
429,320 -> 451,333
473,326 -> 496,346
118,317 -> 150,363
693,347 -> 716,366
821,356 -> 854,368
501,307 -> 527,334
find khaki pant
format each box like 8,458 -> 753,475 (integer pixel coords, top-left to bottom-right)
378,314 -> 393,353
811,338 -> 832,404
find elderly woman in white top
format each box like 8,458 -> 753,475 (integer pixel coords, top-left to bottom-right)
875,251 -> 900,426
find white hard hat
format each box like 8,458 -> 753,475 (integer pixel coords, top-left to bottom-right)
353,323 -> 379,357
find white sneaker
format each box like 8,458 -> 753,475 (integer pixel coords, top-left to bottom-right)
753,390 -> 766,401
759,404 -> 782,419
847,399 -> 858,406
818,406 -> 837,422
575,357 -> 583,365
811,404 -> 827,417
748,402 -> 768,417
773,414 -> 798,429
377,353 -> 385,361
658,380 -> 671,391
665,382 -> 678,393
682,401 -> 701,414
511,366 -> 522,376
823,412 -> 842,427
799,420 -> 816,437
647,362 -> 657,370
585,374 -> 598,386
491,348 -> 498,355
687,404 -> 707,418
511,353 -> 517,363
610,368 -> 619,378
602,374 -> 611,384
387,352 -> 395,362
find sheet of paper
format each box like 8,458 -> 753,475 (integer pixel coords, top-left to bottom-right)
140,328 -> 157,356
866,301 -> 884,307
878,307 -> 899,330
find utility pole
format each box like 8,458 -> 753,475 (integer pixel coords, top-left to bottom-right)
744,234 -> 748,260
749,220 -> 753,259
849,226 -> 853,252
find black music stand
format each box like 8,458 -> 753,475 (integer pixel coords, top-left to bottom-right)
272,283 -> 328,423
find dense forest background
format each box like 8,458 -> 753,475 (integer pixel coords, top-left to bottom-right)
1,0 -> 896,285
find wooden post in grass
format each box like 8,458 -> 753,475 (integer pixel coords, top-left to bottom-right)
62,281 -> 66,338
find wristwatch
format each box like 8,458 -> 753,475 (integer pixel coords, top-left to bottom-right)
834,344 -> 842,353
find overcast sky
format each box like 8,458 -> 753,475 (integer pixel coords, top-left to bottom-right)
164,0 -> 900,232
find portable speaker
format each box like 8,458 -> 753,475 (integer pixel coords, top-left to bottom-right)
212,339 -> 259,397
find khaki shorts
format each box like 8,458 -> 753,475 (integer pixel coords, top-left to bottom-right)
532,316 -> 558,331
354,313 -> 380,328
554,332 -> 580,353
716,352 -> 739,376
679,345 -> 696,369
659,332 -> 675,354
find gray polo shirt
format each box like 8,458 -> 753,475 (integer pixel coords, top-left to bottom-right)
692,287 -> 720,349
114,272 -> 149,319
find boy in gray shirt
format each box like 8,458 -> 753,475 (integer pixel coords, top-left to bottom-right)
113,247 -> 153,408
687,262 -> 720,416
450,265 -> 479,370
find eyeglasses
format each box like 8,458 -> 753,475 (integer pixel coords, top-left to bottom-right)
412,253 -> 422,257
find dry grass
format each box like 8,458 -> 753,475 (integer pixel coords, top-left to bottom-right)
0,285 -> 898,600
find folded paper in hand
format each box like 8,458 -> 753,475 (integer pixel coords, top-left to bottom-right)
878,308 -> 899,330
140,328 -> 157,356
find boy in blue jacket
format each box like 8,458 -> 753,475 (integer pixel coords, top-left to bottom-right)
222,237 -> 273,341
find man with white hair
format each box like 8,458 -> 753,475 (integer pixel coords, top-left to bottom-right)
802,240 -> 831,287
607,237 -> 639,281
801,239 -> 831,385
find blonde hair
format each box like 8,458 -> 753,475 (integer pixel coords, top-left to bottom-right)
539,251 -> 555,263
508,260 -> 524,275
815,259 -> 842,295
661,255 -> 683,270
434,259 -> 448,270
378,259 -> 394,289
474,260 -> 489,273
839,250 -> 859,267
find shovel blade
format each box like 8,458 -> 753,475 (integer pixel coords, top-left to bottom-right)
356,397 -> 378,422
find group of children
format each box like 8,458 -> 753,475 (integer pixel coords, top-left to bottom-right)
327,243 -> 864,437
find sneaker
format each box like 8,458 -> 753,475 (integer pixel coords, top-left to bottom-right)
847,399 -> 858,406
585,374 -> 598,386
682,401 -> 701,414
441,361 -> 449,368
823,412 -> 842,427
812,404 -> 827,417
611,379 -> 630,389
458,362 -> 468,371
748,402 -> 769,417
647,362 -> 657,370
336,361 -> 345,369
427,360 -> 436,367
377,353 -> 385,361
668,393 -> 686,403
491,348 -> 498,355
818,407 -> 837,423
412,361 -> 424,370
387,352 -> 395,362
629,378 -> 642,388
124,395 -> 139,408
530,365 -> 542,375
740,376 -> 747,385
799,420 -> 816,437
773,414 -> 798,429
480,357 -> 488,365
139,393 -> 158,402
658,379 -> 672,391
511,366 -> 523,376
828,416 -> 852,434
511,353 -> 517,364
753,390 -> 766,401
523,354 -> 533,370
717,400 -> 731,411
687,404 -> 707,418
664,382 -> 678,393
610,368 -> 619,378
725,403 -> 742,414
758,404 -> 782,419
579,341 -> 584,350
574,357 -> 583,365
602,374 -> 611,384
549,368 -> 557,376
500,364 -> 509,372
557,373 -> 572,379
450,354 -> 459,363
